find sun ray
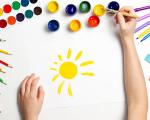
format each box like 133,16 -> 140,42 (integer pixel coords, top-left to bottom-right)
67,48 -> 72,59
81,72 -> 95,76
50,68 -> 57,71
58,81 -> 65,94
68,84 -> 73,96
75,51 -> 83,61
58,54 -> 63,61
53,62 -> 58,65
52,74 -> 59,82
80,61 -> 94,67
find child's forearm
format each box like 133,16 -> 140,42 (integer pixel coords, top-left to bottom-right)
24,119 -> 37,120
123,39 -> 148,118
24,116 -> 38,120
123,39 -> 147,105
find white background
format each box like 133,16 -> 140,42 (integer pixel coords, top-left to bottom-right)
0,0 -> 150,119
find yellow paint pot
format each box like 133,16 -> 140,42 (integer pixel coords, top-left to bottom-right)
48,1 -> 59,13
69,20 -> 81,32
93,4 -> 106,16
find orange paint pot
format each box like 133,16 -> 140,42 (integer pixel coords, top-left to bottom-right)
7,16 -> 16,25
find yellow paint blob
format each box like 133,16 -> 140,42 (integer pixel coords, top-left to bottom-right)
48,1 -> 59,13
59,62 -> 78,79
0,8 -> 3,16
69,20 -> 81,32
93,4 -> 106,16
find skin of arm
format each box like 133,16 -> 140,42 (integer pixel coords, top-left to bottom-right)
115,7 -> 148,120
18,73 -> 45,120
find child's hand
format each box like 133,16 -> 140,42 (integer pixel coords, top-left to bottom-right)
115,6 -> 137,44
18,73 -> 45,120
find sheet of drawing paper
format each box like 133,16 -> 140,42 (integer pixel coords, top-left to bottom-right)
0,0 -> 150,117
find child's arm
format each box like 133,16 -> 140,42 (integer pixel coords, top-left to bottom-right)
115,7 -> 148,120
18,73 -> 45,120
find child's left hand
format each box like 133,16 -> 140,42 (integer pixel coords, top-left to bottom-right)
18,73 -> 45,120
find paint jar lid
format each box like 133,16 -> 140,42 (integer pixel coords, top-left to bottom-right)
69,20 -> 81,32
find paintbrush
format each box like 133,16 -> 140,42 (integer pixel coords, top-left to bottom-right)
106,8 -> 139,18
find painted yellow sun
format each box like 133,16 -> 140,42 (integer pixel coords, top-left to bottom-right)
50,48 -> 94,96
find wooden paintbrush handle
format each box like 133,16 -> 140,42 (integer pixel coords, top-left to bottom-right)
121,12 -> 139,18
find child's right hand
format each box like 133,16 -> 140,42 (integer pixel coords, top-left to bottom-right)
115,6 -> 137,44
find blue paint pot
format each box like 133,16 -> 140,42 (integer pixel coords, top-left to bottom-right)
21,0 -> 29,7
48,20 -> 60,32
65,4 -> 77,16
108,1 -> 120,11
